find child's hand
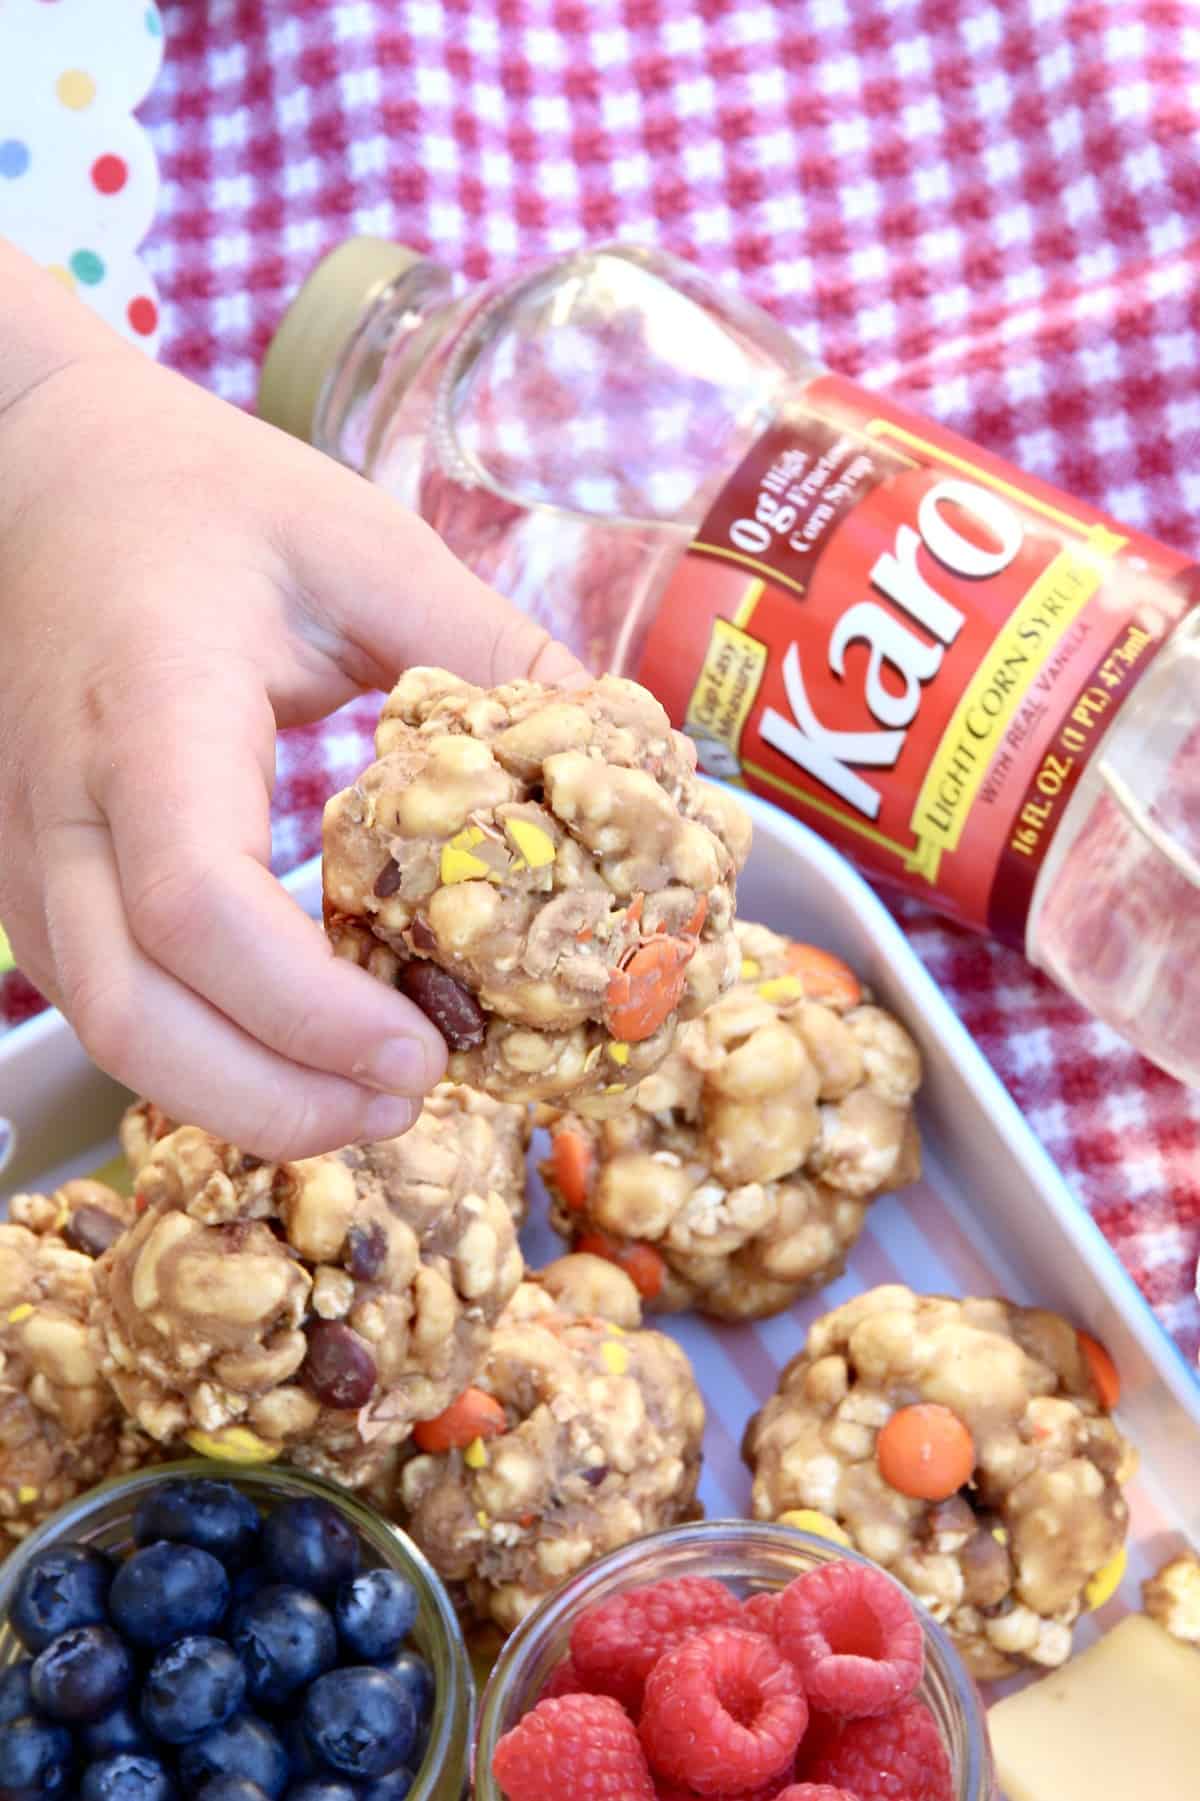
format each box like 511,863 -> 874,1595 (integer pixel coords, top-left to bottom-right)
0,243 -> 584,1157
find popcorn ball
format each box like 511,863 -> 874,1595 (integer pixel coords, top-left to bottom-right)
1143,1551 -> 1200,1645
91,1125 -> 524,1485
0,1181 -> 157,1545
323,668 -> 751,1109
542,922 -> 921,1320
121,1079 -> 531,1225
744,1285 -> 1136,1677
394,1259 -> 705,1632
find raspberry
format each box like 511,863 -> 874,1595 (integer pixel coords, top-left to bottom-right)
657,1783 -> 793,1801
540,1655 -> 588,1700
492,1693 -> 656,1800
776,1562 -> 923,1718
572,1578 -> 741,1711
776,1788 -> 860,1801
639,1625 -> 808,1797
801,1699 -> 953,1801
739,1592 -> 782,1639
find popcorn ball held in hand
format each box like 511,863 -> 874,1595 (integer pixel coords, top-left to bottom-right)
542,921 -> 921,1319
323,668 -> 751,1109
91,1124 -> 523,1485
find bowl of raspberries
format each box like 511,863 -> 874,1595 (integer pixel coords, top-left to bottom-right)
475,1519 -> 995,1801
0,1461 -> 472,1800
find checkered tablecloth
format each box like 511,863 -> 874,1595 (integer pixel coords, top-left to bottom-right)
4,0 -> 1200,1360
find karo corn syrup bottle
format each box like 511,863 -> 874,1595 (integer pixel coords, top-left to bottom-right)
260,239 -> 1200,1084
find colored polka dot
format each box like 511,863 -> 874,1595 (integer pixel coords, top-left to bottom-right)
45,265 -> 75,291
127,295 -> 158,336
56,69 -> 96,110
91,154 -> 127,195
69,249 -> 105,286
0,140 -> 30,179
145,5 -> 162,34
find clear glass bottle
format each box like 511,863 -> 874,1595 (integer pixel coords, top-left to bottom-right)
0,1458 -> 474,1801
260,239 -> 1200,1086
472,1520 -> 996,1801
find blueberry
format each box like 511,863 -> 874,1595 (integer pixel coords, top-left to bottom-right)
9,1543 -> 113,1651
0,1664 -> 32,1729
80,1751 -> 175,1801
334,1570 -> 417,1664
141,1633 -> 246,1744
363,1770 -> 416,1800
261,1499 -> 359,1598
109,1541 -> 230,1648
231,1585 -> 337,1706
133,1478 -> 261,1569
195,1783 -> 272,1801
80,1698 -> 151,1759
30,1625 -> 132,1723
303,1667 -> 417,1779
231,1565 -> 267,1611
0,1714 -> 74,1799
281,1715 -> 322,1778
378,1648 -> 433,1723
285,1785 -> 360,1801
179,1712 -> 289,1799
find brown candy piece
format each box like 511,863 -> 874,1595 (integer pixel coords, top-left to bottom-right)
302,1321 -> 378,1411
398,961 -> 487,1050
61,1204 -> 126,1260
346,1221 -> 387,1282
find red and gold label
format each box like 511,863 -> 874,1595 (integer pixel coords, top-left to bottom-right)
636,375 -> 1197,944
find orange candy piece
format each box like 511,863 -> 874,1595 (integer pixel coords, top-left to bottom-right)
551,1130 -> 593,1212
604,936 -> 695,1042
575,1231 -> 666,1302
1078,1330 -> 1121,1411
412,1386 -> 507,1453
876,1402 -> 976,1501
783,941 -> 862,1009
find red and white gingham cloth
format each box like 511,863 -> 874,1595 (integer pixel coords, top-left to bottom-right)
4,0 -> 1200,1359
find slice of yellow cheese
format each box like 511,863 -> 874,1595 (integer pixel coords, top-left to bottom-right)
988,1615 -> 1200,1800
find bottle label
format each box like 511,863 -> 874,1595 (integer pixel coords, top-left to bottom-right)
636,374 -> 1198,944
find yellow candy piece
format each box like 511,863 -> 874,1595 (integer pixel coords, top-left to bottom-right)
476,1509 -> 491,1528
991,1525 -> 1009,1546
17,1486 -> 38,1506
739,956 -> 761,980
606,1324 -> 627,1337
758,976 -> 805,1004
440,826 -> 493,885
463,1436 -> 489,1470
607,1041 -> 631,1066
185,1427 -> 281,1465
600,1340 -> 629,1376
602,1082 -> 627,1095
777,1508 -> 852,1548
505,818 -> 557,869
6,1305 -> 33,1324
1085,1544 -> 1128,1611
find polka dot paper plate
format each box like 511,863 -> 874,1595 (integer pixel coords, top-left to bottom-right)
0,0 -> 164,351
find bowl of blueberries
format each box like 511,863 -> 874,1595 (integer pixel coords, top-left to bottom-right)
0,1460 -> 473,1800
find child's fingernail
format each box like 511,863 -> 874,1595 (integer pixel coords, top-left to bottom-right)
359,1093 -> 419,1143
360,1036 -> 439,1094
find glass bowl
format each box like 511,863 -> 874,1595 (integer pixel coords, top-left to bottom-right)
0,1458 -> 473,1800
475,1518 -> 996,1800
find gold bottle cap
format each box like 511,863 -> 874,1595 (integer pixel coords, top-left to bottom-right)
257,237 -> 423,444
